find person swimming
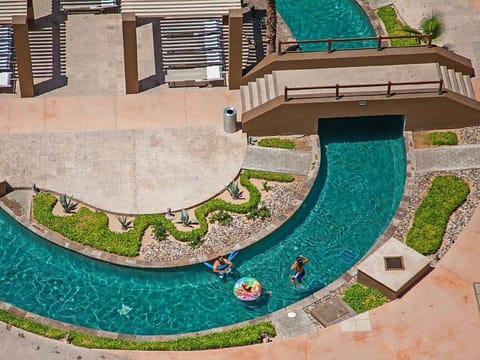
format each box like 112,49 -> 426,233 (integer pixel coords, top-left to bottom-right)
290,255 -> 309,289
212,256 -> 233,277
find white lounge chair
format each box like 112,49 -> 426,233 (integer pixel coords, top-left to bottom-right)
165,65 -> 223,87
0,72 -> 12,88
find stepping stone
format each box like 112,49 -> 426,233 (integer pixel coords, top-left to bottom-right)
310,297 -> 355,327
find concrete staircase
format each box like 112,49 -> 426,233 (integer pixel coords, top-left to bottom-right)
437,64 -> 475,99
241,63 -> 477,113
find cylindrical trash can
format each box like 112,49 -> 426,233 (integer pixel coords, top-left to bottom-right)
223,107 -> 237,133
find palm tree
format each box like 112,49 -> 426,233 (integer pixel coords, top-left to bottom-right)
266,0 -> 277,53
403,10 -> 445,44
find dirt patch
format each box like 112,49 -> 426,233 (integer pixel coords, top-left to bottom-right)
107,213 -> 134,233
0,197 -> 24,217
412,129 -> 463,149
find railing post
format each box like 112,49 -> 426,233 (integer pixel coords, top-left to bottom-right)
284,86 -> 288,102
377,36 -> 382,50
438,79 -> 443,94
335,84 -> 340,99
386,81 -> 392,97
327,38 -> 332,53
427,34 -> 432,48
277,42 -> 282,55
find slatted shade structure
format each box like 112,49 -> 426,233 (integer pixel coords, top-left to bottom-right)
120,0 -> 241,18
0,0 -> 27,24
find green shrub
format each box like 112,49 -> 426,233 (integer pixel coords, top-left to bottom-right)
258,137 -> 296,149
0,308 -> 275,350
406,176 -> 469,254
69,322 -> 276,350
32,170 -> 295,254
209,210 -> 233,225
425,131 -> 458,146
377,6 -> 419,46
342,283 -> 389,313
0,309 -> 67,339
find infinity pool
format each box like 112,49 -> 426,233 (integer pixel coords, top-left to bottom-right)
0,115 -> 405,335
277,0 -> 376,50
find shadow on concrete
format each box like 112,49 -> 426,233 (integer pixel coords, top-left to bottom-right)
138,17 -> 164,92
30,2 -> 68,95
242,9 -> 267,75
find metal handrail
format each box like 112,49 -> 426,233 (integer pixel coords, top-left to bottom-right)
277,34 -> 433,54
283,79 -> 444,102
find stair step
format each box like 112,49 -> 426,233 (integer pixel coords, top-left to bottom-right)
240,85 -> 251,112
439,65 -> 451,89
265,73 -> 275,100
455,71 -> 467,96
464,74 -> 475,99
448,69 -> 460,93
248,81 -> 259,108
256,77 -> 267,105
272,71 -> 280,98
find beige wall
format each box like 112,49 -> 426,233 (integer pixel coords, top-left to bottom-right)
242,93 -> 480,136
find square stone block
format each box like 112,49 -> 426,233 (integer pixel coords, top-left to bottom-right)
357,238 -> 431,299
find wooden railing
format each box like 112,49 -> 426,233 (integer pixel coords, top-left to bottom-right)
283,80 -> 444,102
277,34 -> 433,55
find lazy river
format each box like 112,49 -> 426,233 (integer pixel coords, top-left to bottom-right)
0,115 -> 406,335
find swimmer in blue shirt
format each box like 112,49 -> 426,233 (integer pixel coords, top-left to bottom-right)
290,255 -> 309,289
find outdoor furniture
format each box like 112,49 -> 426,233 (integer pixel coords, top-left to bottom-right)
61,0 -> 117,14
0,72 -> 12,88
165,65 -> 224,87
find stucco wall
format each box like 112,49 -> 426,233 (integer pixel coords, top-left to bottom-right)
242,93 -> 480,136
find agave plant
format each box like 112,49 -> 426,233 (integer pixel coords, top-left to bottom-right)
180,208 -> 192,227
117,216 -> 132,230
59,194 -> 78,214
227,181 -> 243,199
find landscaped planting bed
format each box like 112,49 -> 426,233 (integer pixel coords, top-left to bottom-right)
406,175 -> 469,255
32,170 -> 294,256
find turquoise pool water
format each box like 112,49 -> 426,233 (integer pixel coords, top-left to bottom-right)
277,0 -> 376,50
0,115 -> 405,335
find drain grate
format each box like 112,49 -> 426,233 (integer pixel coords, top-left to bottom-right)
384,256 -> 404,270
340,249 -> 360,263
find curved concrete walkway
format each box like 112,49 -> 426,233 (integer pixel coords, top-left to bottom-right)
0,90 -> 245,213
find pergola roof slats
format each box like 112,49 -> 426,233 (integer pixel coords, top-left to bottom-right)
120,0 -> 240,18
0,0 -> 27,24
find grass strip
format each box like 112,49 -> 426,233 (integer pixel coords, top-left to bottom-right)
406,175 -> 469,254
257,138 -> 296,149
377,6 -> 419,46
342,283 -> 389,313
69,322 -> 276,350
425,131 -> 458,146
32,170 -> 294,255
0,309 -> 67,339
0,308 -> 275,350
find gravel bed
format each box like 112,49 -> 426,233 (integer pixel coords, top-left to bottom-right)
460,126 -> 480,144
141,181 -> 304,262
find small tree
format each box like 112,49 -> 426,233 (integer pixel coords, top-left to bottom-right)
403,9 -> 445,43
